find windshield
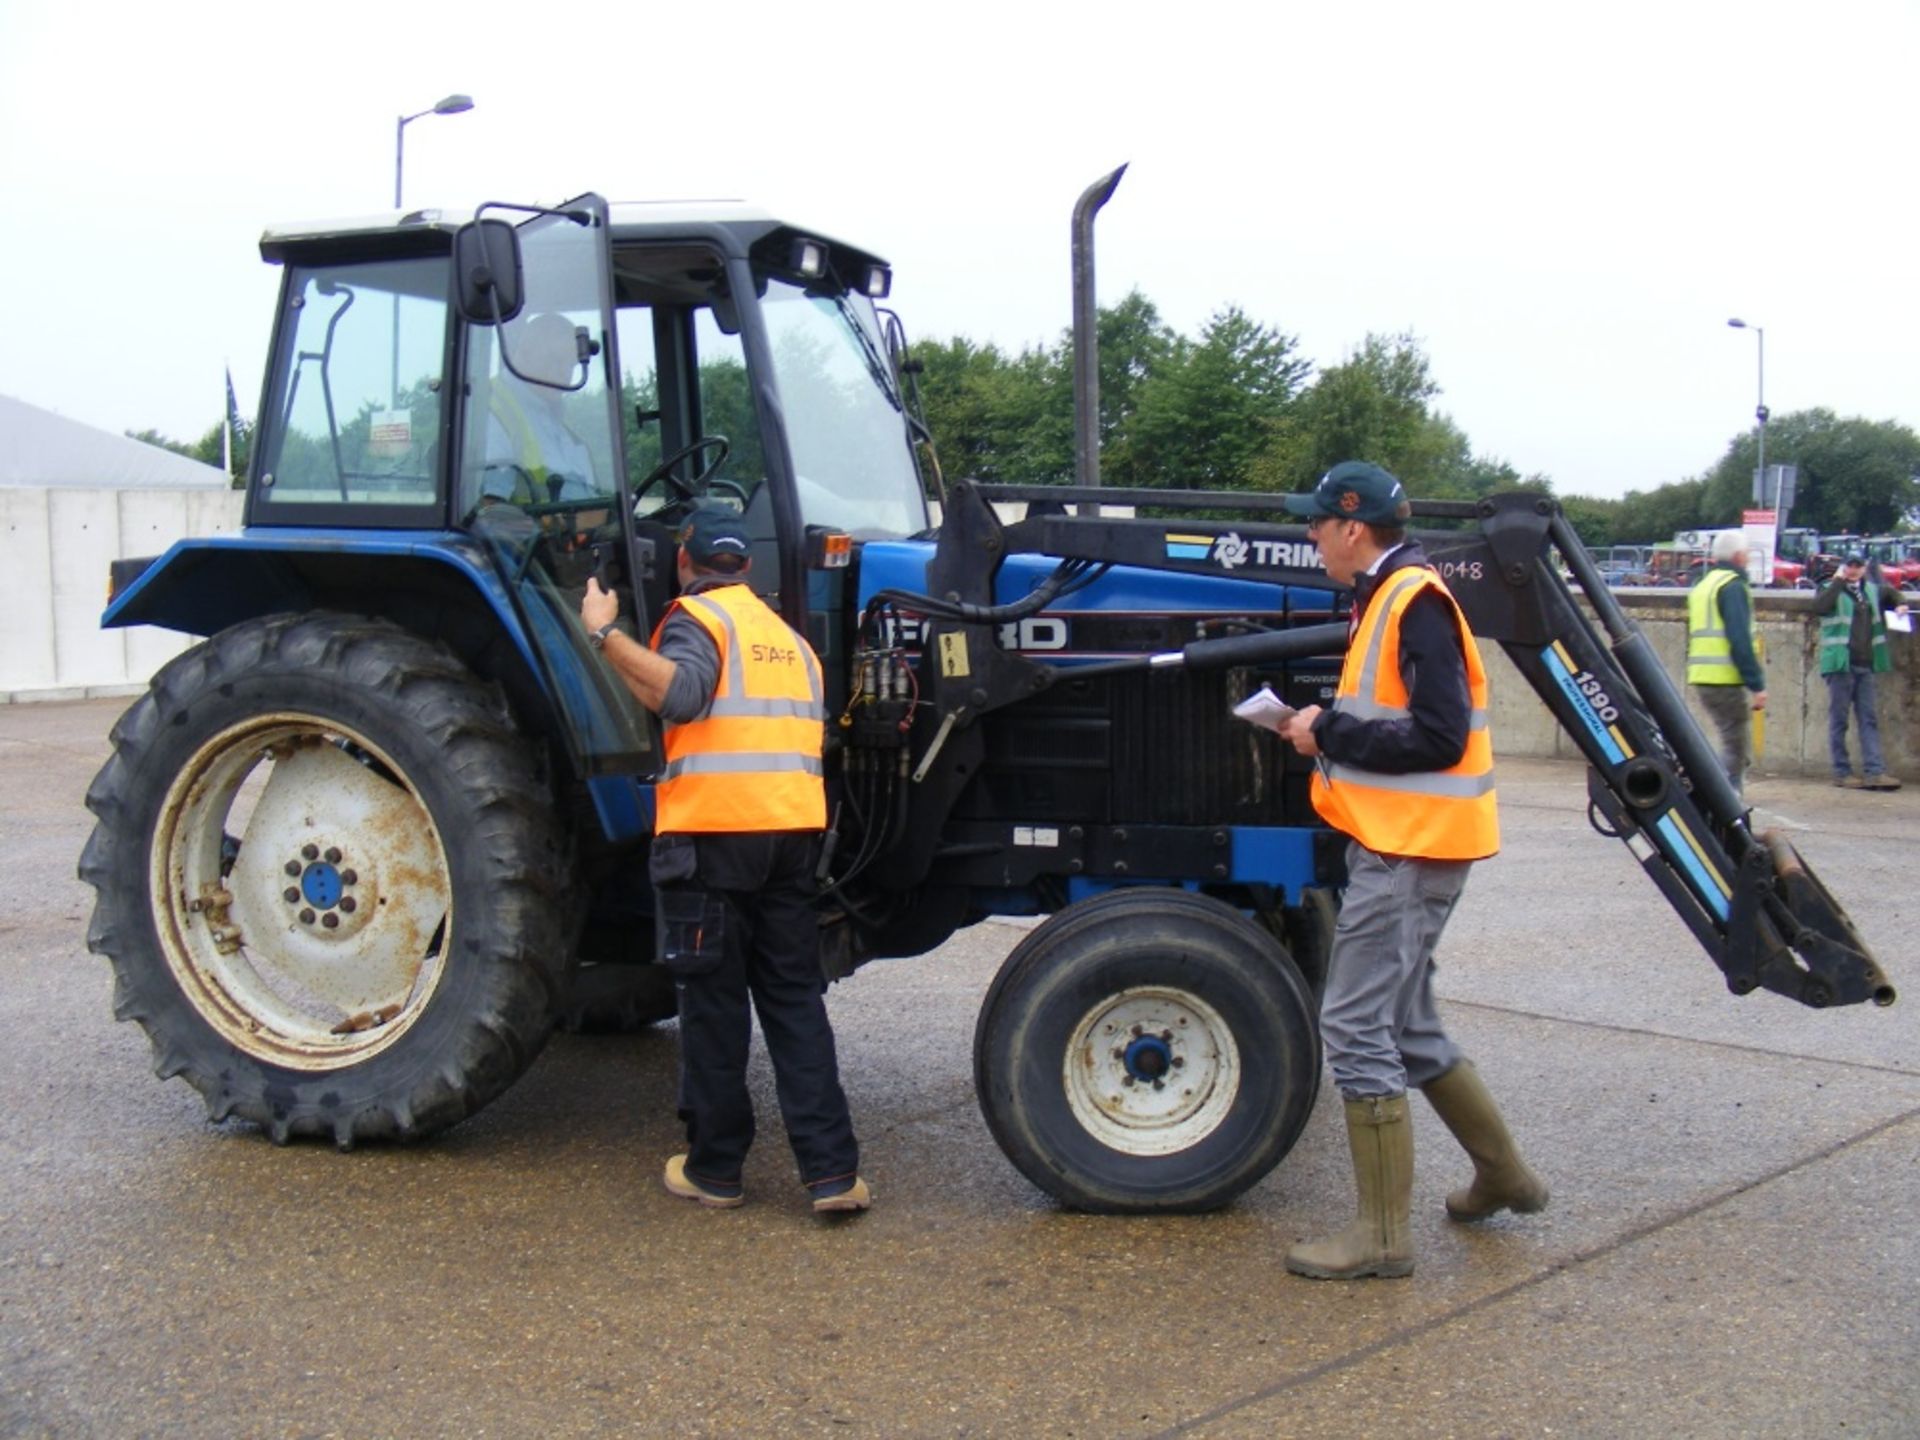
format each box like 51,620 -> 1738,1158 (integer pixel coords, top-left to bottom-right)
757,278 -> 926,538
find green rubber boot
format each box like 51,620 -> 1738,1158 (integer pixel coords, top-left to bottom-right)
1422,1061 -> 1549,1222
1286,1093 -> 1415,1280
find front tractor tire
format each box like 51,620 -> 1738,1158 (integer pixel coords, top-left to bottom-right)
79,614 -> 568,1146
973,888 -> 1321,1213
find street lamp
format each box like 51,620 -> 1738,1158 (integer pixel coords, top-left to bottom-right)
1726,317 -> 1768,505
394,93 -> 473,209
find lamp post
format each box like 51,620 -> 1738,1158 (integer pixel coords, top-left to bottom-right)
394,93 -> 473,209
391,95 -> 472,407
1726,317 -> 1768,505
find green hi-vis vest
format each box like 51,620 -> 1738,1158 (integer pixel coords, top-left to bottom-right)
1686,568 -> 1743,685
1818,582 -> 1892,676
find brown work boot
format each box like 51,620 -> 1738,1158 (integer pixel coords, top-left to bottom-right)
663,1154 -> 745,1209
1422,1062 -> 1549,1222
810,1175 -> 872,1214
1285,1094 -> 1414,1280
1863,774 -> 1902,792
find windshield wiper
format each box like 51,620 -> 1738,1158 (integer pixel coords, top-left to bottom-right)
832,294 -> 905,415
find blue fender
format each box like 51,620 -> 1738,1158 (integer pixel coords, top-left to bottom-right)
103,528 -> 655,844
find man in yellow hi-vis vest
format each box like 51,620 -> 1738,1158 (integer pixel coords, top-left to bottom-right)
1277,462 -> 1546,1281
581,505 -> 868,1214
1686,532 -> 1767,797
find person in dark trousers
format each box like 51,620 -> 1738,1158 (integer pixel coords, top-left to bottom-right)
1276,461 -> 1546,1281
1685,532 -> 1767,796
1814,552 -> 1909,791
581,504 -> 868,1214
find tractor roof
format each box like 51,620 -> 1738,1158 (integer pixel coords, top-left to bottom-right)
260,200 -> 884,271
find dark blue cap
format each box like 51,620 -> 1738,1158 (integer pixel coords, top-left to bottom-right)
1282,461 -> 1413,525
677,504 -> 752,564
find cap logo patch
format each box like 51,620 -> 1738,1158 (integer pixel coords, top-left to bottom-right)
1337,489 -> 1361,513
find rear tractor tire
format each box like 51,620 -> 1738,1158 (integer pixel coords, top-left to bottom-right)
79,614 -> 569,1146
973,888 -> 1321,1213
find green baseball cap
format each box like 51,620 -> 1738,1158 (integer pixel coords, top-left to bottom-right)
1282,461 -> 1413,525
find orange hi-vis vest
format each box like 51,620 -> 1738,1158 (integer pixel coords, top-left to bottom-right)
1309,565 -> 1500,861
650,584 -> 827,834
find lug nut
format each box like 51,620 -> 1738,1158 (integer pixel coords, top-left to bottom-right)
1122,1075 -> 1136,1087
1161,1030 -> 1173,1042
339,897 -> 357,914
341,869 -> 358,886
283,888 -> 300,904
321,913 -> 339,930
284,860 -> 301,877
301,844 -> 319,861
1131,1024 -> 1144,1037
1172,1056 -> 1185,1068
299,909 -> 316,925
324,847 -> 342,864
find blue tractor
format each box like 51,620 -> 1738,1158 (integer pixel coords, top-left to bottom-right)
80,182 -> 1891,1212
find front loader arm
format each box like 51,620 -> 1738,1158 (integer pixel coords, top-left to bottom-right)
905,481 -> 1894,1010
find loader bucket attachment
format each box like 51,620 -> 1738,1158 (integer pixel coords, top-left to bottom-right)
1723,830 -> 1897,1008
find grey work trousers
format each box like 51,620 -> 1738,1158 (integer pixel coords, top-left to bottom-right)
1691,682 -> 1753,795
1319,842 -> 1470,1099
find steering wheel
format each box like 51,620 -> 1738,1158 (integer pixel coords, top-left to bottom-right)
633,435 -> 733,508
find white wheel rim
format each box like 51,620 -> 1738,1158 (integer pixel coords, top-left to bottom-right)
150,715 -> 453,1070
1063,986 -> 1241,1156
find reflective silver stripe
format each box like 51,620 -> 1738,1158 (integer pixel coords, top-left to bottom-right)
1335,571 -> 1488,732
1324,762 -> 1497,799
663,752 -> 825,780
680,590 -> 825,720
709,696 -> 822,720
679,593 -> 748,699
1346,569 -> 1431,707
1693,626 -> 1727,640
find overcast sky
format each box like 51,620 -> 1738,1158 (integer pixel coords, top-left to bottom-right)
2,0 -> 1913,500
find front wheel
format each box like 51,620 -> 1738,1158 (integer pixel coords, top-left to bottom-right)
973,888 -> 1320,1212
79,614 -> 568,1145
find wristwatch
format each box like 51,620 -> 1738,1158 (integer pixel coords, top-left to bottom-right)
588,621 -> 619,651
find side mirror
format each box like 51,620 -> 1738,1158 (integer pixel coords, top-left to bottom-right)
453,218 -> 524,325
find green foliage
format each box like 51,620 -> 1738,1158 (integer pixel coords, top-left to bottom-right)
1116,306 -> 1309,492
1700,409 -> 1920,534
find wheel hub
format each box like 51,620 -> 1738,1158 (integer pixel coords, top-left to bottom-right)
156,717 -> 451,1068
1064,987 -> 1241,1157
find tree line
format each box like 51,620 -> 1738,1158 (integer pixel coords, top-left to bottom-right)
909,290 -> 1920,543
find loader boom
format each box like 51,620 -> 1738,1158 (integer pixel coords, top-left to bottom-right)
911,479 -> 1895,1011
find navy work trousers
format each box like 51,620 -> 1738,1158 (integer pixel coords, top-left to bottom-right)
670,831 -> 859,1195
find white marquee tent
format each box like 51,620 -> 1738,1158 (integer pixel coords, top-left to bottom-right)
2,394 -> 243,699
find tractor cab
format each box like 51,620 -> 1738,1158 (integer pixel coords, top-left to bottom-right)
234,194 -> 927,803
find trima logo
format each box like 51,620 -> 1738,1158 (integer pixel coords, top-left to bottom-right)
1211,532 -> 1251,569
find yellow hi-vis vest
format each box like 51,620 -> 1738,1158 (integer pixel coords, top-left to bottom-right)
650,584 -> 827,834
1309,566 -> 1500,861
1686,568 -> 1743,685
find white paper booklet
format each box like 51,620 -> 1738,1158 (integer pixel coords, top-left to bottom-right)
1231,684 -> 1298,733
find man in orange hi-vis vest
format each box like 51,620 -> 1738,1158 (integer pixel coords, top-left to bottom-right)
1276,462 -> 1546,1280
582,505 -> 867,1214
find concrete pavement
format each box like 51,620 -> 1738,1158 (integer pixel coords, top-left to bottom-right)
2,698 -> 1916,1438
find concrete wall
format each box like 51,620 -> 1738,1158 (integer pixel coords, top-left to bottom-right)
0,487 -> 244,701
1486,587 -> 1917,779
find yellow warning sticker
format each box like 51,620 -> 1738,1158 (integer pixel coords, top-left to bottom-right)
939,632 -> 970,678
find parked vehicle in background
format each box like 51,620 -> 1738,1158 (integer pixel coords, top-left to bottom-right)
1584,544 -> 1653,587
1862,535 -> 1920,587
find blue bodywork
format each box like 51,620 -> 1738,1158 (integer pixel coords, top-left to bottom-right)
102,529 -> 655,841
857,538 -> 1340,906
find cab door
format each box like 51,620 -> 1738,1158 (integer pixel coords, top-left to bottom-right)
454,196 -> 661,788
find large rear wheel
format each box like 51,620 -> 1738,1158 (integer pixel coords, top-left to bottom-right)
79,614 -> 568,1145
973,888 -> 1320,1212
